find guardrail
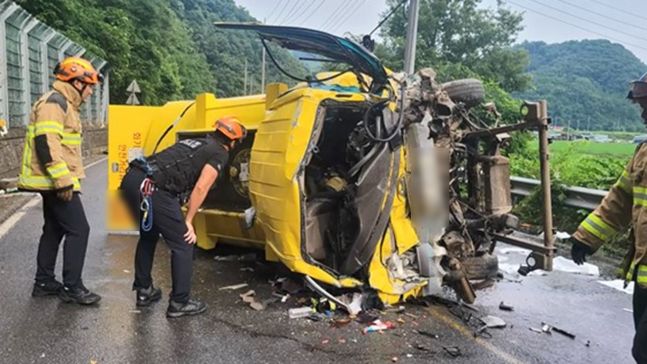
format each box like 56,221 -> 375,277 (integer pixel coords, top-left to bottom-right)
510,176 -> 607,210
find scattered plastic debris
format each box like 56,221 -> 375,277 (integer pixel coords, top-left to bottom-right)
336,293 -> 364,316
362,320 -> 395,334
499,302 -> 514,311
481,315 -> 506,329
598,280 -> 635,295
537,322 -> 576,339
271,292 -> 290,303
555,231 -> 571,240
219,283 -> 249,291
122,269 -> 131,274
288,306 -> 314,319
529,327 -> 543,334
624,308 -> 634,313
552,256 -> 599,276
391,356 -> 398,362
552,326 -> 576,339
239,290 -> 265,311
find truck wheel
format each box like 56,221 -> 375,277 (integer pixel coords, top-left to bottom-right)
461,253 -> 498,280
441,79 -> 485,108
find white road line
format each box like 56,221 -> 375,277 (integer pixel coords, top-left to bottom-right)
0,197 -> 41,240
0,157 -> 107,240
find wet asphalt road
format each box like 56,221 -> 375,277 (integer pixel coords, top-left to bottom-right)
0,160 -> 636,364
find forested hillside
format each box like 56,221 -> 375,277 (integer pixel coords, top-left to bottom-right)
516,40 -> 646,132
15,0 -> 294,104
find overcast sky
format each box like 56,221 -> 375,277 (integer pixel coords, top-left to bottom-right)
234,0 -> 647,65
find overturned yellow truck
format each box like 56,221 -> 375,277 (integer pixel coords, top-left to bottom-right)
108,25 -> 553,306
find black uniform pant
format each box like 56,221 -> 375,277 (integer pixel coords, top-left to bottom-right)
35,192 -> 90,289
120,168 -> 193,303
634,282 -> 647,363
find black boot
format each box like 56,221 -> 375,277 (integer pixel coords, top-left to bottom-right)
32,280 -> 63,297
136,285 -> 162,307
166,299 -> 207,318
58,285 -> 101,305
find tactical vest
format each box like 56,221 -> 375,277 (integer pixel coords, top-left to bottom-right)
148,138 -> 211,195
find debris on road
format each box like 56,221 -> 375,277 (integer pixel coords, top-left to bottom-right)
499,302 -> 514,311
219,283 -> 249,291
534,322 -> 576,339
481,315 -> 506,329
362,320 -> 395,334
414,329 -> 439,339
331,318 -> 352,328
443,346 -> 462,358
552,256 -> 599,276
552,326 -> 576,339
239,289 -> 266,310
529,327 -> 543,334
598,280 -> 634,295
288,306 -> 314,319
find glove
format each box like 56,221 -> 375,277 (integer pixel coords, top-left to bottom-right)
570,237 -> 592,265
56,187 -> 74,202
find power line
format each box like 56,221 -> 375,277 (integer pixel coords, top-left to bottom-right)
278,0 -> 300,25
265,0 -> 285,23
270,0 -> 291,24
368,0 -> 408,36
507,0 -> 647,53
319,1 -> 348,30
587,0 -> 647,23
299,0 -> 327,26
291,0 -> 316,25
554,0 -> 647,32
528,0 -> 647,43
328,0 -> 366,34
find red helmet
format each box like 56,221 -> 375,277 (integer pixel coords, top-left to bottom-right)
628,72 -> 647,100
215,117 -> 247,141
54,57 -> 103,85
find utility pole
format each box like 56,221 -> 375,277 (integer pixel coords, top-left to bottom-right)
261,18 -> 266,92
403,0 -> 420,74
244,60 -> 248,95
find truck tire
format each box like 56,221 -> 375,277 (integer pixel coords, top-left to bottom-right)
441,79 -> 485,108
462,253 -> 498,280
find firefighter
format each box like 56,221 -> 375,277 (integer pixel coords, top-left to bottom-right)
570,73 -> 647,363
119,117 -> 246,318
18,57 -> 103,305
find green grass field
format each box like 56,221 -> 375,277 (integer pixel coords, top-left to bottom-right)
527,140 -> 635,157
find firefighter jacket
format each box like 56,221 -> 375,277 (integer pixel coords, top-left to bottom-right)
18,81 -> 84,192
574,143 -> 647,286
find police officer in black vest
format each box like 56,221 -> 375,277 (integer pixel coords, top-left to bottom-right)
120,117 -> 246,318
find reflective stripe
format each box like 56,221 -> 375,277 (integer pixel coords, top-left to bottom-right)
634,186 -> 647,207
46,162 -> 70,179
637,266 -> 647,285
580,213 -> 617,241
34,120 -> 63,136
18,175 -> 80,190
61,132 -> 81,145
614,170 -> 631,193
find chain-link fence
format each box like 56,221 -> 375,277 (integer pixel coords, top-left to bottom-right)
0,0 -> 109,129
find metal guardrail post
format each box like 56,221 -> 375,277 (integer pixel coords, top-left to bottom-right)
20,17 -> 39,120
0,2 -> 20,122
536,100 -> 554,271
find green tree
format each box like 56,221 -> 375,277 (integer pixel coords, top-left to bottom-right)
378,0 -> 530,92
